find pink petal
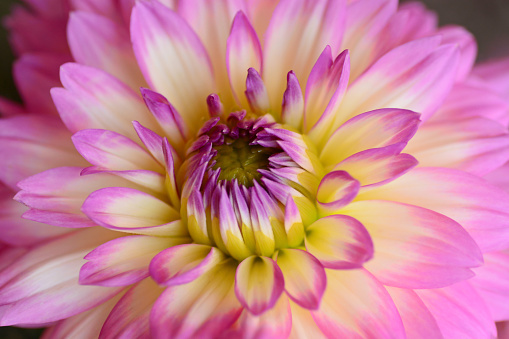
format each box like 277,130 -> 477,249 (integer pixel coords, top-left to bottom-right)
245,68 -> 270,114
305,215 -> 373,269
288,300 -> 326,338
342,200 -> 483,288
386,287 -> 443,339
471,250 -> 509,321
415,282 -> 497,339
100,278 -> 163,339
150,261 -> 242,339
277,249 -> 326,310
0,228 -> 122,326
358,167 -> 509,252
341,0 -> 398,79
312,268 -> 405,339
131,1 -> 215,129
227,11 -> 263,107
52,63 -> 160,140
263,0 -> 346,113
68,11 -> 146,90
334,144 -> 418,187
406,116 -> 509,176
281,71 -> 304,129
15,167 -> 132,228
316,171 -> 360,214
72,129 -> 162,173
82,187 -> 184,236
438,25 -> 477,81
320,108 -> 420,167
235,256 -> 284,315
473,56 -> 509,98
179,0 -> 247,107
0,115 -> 85,190
80,235 -> 187,287
150,244 -> 225,286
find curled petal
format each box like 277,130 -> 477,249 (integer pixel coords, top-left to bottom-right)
235,256 -> 284,315
316,171 -> 360,215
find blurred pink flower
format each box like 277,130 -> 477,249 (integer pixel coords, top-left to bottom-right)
2,0 -> 509,338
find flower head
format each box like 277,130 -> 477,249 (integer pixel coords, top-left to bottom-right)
2,0 -> 509,338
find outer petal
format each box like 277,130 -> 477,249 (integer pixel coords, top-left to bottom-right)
52,63 -> 160,140
289,300 -> 326,339
263,0 -> 346,114
232,295 -> 292,339
277,249 -> 326,310
386,287 -> 443,339
473,57 -> 509,98
42,292 -> 123,339
319,108 -> 420,166
438,25 -> 477,81
150,260 -> 242,339
471,250 -> 509,321
80,235 -> 187,287
150,244 -> 226,286
131,1 -> 215,129
0,115 -> 85,190
415,282 -> 497,339
82,187 -> 184,236
327,37 -> 458,138
235,256 -> 284,315
305,215 -> 373,269
312,268 -> 405,339
180,0 -> 247,108
100,278 -> 164,339
67,11 -> 146,90
16,167 -> 130,228
341,200 -> 483,288
0,228 -> 122,326
358,167 -> 509,252
406,117 -> 509,176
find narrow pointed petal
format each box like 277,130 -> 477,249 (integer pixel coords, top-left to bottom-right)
150,244 -> 226,286
227,11 -> 263,107
305,48 -> 350,134
312,268 -> 406,339
235,256 -> 284,315
82,187 -> 184,236
72,129 -> 162,173
284,196 -> 305,248
150,261 -> 242,339
131,1 -> 215,128
386,287 -> 444,339
358,167 -> 509,252
334,144 -> 418,187
277,249 -> 326,310
342,200 -> 483,288
305,215 -> 373,269
263,0 -> 346,114
68,11 -> 146,90
100,279 -> 164,339
438,25 -> 477,81
281,71 -> 304,129
320,108 -> 420,166
316,171 -> 360,215
52,63 -> 160,140
80,235 -> 186,287
245,68 -> 270,114
415,282 -> 496,339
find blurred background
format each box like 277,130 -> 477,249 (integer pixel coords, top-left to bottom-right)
0,0 -> 509,337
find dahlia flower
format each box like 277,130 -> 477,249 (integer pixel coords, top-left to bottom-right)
2,0 -> 509,338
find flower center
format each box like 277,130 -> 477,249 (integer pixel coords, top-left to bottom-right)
212,136 -> 277,187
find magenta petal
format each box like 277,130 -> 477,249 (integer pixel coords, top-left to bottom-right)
316,171 -> 360,214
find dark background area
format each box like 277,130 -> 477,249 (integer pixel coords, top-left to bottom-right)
0,0 -> 508,337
